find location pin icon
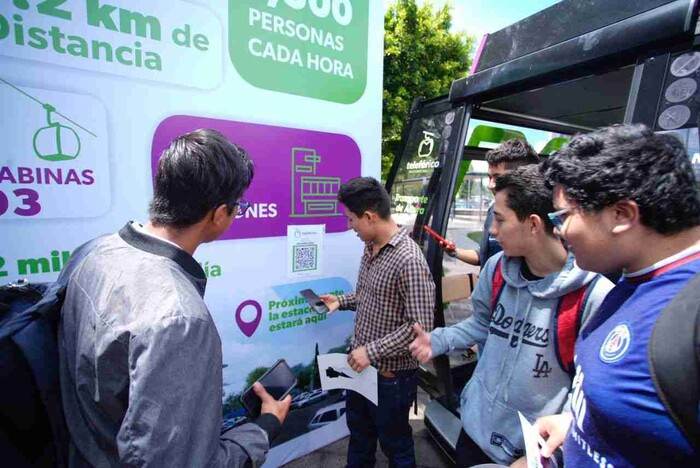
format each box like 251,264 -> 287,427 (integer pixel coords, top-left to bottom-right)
236,300 -> 262,337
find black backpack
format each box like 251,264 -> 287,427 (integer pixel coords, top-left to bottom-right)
650,272 -> 700,453
0,240 -> 98,467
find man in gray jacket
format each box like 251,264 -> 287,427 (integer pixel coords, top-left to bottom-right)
58,129 -> 290,467
410,165 -> 612,466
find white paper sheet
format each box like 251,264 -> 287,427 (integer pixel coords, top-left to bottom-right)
518,411 -> 559,468
317,353 -> 378,405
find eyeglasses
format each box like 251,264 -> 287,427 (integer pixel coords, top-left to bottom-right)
231,200 -> 251,216
548,208 -> 572,232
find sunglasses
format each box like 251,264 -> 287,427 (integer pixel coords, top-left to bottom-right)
547,208 -> 572,231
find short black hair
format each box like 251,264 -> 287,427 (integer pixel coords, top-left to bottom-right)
486,138 -> 540,169
495,164 -> 556,235
338,177 -> 391,220
149,129 -> 254,227
542,124 -> 700,235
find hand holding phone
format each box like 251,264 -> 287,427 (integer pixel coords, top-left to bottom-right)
423,225 -> 456,252
300,288 -> 331,315
240,359 -> 296,419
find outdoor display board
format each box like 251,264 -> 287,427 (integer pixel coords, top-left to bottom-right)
0,1 -> 383,465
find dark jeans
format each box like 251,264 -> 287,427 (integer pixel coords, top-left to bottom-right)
456,429 -> 492,467
346,369 -> 418,468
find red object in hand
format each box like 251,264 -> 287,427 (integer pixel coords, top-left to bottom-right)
423,225 -> 456,251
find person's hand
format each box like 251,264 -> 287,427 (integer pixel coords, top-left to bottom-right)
534,413 -> 572,458
347,346 -> 371,372
254,382 -> 292,425
409,323 -> 433,363
438,239 -> 457,257
509,457 -> 527,468
319,294 -> 340,315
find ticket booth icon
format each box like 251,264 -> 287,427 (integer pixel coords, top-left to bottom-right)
291,148 -> 342,217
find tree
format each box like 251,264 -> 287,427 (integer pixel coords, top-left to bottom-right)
312,342 -> 321,390
222,392 -> 242,415
291,362 -> 313,390
382,0 -> 474,179
245,366 -> 268,388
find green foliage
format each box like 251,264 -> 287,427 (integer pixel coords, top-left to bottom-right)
245,366 -> 268,388
291,362 -> 313,389
222,392 -> 242,414
312,343 -> 321,389
382,0 -> 474,179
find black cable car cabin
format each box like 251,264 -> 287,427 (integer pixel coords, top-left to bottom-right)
384,0 -> 700,461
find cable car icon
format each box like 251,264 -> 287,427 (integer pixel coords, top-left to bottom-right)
33,103 -> 81,162
418,131 -> 436,158
1,76 -> 95,162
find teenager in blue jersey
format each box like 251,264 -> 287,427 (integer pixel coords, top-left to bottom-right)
536,124 -> 700,466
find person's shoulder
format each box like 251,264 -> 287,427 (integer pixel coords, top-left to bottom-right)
588,273 -> 615,296
398,233 -> 427,261
481,250 -> 505,277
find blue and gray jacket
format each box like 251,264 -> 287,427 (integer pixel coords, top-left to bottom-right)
431,252 -> 613,464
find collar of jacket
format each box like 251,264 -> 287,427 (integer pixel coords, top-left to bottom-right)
118,222 -> 207,297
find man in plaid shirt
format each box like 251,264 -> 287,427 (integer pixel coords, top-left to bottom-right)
321,177 -> 435,468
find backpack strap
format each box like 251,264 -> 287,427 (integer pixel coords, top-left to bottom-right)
491,258 -> 506,310
553,275 -> 600,377
649,273 -> 700,451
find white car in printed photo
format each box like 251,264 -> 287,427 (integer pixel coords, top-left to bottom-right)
307,402 -> 346,431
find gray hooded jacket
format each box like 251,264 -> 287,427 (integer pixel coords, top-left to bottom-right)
58,223 -> 279,467
431,251 -> 613,464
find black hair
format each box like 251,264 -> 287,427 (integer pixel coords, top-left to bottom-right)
542,124 -> 700,235
486,138 -> 540,169
338,177 -> 391,220
495,164 -> 556,235
149,128 -> 254,227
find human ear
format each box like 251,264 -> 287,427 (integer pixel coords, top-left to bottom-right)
212,204 -> 231,227
528,214 -> 543,234
610,200 -> 639,235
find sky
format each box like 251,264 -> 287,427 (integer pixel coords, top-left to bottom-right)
383,0 -> 562,43
381,0 -> 564,153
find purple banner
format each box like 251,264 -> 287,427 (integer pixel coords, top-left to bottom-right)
151,116 -> 361,240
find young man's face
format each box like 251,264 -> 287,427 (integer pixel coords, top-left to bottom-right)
489,190 -> 530,257
344,207 -> 374,243
487,163 -> 509,194
552,185 -> 617,272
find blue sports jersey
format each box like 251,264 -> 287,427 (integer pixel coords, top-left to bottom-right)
563,249 -> 700,467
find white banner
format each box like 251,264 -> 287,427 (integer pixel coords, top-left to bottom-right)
1,0 -> 383,465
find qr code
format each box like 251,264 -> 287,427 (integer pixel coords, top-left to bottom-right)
293,244 -> 317,272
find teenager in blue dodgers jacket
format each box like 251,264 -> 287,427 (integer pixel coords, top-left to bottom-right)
536,124 -> 700,466
410,165 -> 613,467
58,129 -> 291,467
320,177 -> 435,468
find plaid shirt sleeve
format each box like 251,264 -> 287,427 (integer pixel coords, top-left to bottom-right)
365,257 -> 435,362
338,292 -> 357,311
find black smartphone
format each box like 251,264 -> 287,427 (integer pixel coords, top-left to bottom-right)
300,288 -> 330,315
240,359 -> 297,418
